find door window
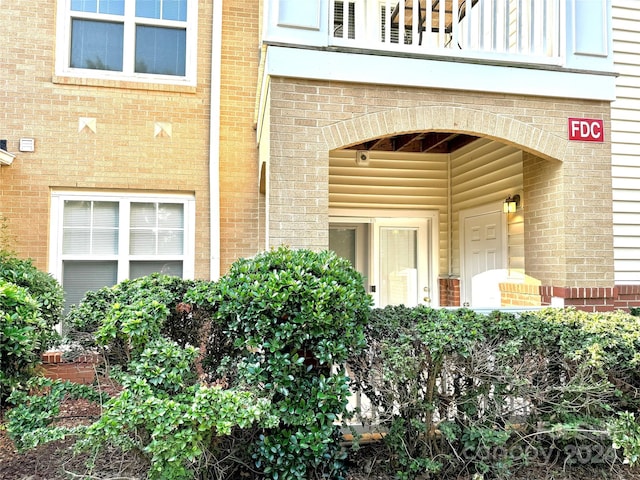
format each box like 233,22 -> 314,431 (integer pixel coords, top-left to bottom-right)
330,215 -> 434,308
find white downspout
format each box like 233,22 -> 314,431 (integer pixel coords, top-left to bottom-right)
209,0 -> 223,280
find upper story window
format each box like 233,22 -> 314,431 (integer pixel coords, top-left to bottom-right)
56,0 -> 197,85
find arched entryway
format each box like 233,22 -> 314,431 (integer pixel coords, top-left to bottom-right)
262,79 -> 614,309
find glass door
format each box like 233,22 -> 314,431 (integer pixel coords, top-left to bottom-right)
329,216 -> 432,308
372,218 -> 430,307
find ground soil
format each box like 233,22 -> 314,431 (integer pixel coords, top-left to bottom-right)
2,382 -> 640,480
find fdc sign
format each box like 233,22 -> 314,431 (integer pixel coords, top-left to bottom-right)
568,118 -> 604,142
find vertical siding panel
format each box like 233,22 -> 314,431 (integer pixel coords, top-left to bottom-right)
612,1 -> 640,283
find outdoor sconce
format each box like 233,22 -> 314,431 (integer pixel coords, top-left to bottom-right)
503,194 -> 520,213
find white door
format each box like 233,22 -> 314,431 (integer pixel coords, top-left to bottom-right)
371,218 -> 431,307
330,216 -> 434,308
461,208 -> 506,308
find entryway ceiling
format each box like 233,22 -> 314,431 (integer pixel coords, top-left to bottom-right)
342,132 -> 479,154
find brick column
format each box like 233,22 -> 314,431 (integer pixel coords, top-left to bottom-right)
267,81 -> 330,250
439,277 -> 460,307
523,142 -> 614,290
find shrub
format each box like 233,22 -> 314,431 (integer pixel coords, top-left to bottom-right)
1,251 -> 64,402
349,306 -> 640,479
0,281 -> 48,401
64,273 -> 209,367
8,273 -> 276,480
188,246 -> 373,479
6,377 -> 105,450
0,251 -> 64,351
75,338 -> 277,480
7,341 -> 277,480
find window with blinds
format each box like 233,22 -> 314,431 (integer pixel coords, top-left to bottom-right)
59,0 -> 196,82
52,193 -> 194,312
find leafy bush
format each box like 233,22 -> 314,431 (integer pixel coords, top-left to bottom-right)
0,251 -> 64,343
64,273 -> 210,366
0,251 -> 65,401
0,281 -> 48,401
6,377 -> 105,450
349,306 -> 640,479
7,341 -> 277,480
8,273 -> 276,480
187,246 -> 373,479
75,337 -> 277,480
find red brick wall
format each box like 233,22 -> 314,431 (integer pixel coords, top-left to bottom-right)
499,283 -> 640,312
539,286 -> 617,312
40,351 -> 100,385
439,277 -> 460,307
615,285 -> 640,311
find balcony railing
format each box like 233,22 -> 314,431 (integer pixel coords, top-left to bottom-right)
330,0 -> 561,62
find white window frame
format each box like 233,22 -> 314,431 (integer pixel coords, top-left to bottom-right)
55,0 -> 198,86
49,191 -> 196,288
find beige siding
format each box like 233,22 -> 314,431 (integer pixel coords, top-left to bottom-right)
329,139 -> 523,277
450,139 -> 523,276
612,0 -> 640,283
329,149 -> 449,274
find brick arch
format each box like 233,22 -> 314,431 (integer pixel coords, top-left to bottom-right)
322,105 -> 566,161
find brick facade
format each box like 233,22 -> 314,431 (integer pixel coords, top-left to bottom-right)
218,0 -> 264,272
265,77 -> 614,299
439,277 -> 461,307
1,1 -> 214,278
2,0 -> 630,313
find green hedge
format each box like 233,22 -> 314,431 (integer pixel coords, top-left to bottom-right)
8,273 -> 275,480
8,251 -> 640,480
187,246 -> 372,480
64,273 -> 210,367
0,252 -> 64,402
348,306 -> 640,479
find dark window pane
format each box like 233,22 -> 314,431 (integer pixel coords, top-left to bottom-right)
135,25 -> 185,76
62,260 -> 118,311
71,19 -> 124,71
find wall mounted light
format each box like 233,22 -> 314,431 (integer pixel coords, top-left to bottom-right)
503,194 -> 520,213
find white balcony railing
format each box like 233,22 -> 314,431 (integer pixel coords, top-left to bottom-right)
330,0 -> 561,61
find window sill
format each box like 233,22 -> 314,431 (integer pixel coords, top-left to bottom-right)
52,75 -> 197,94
